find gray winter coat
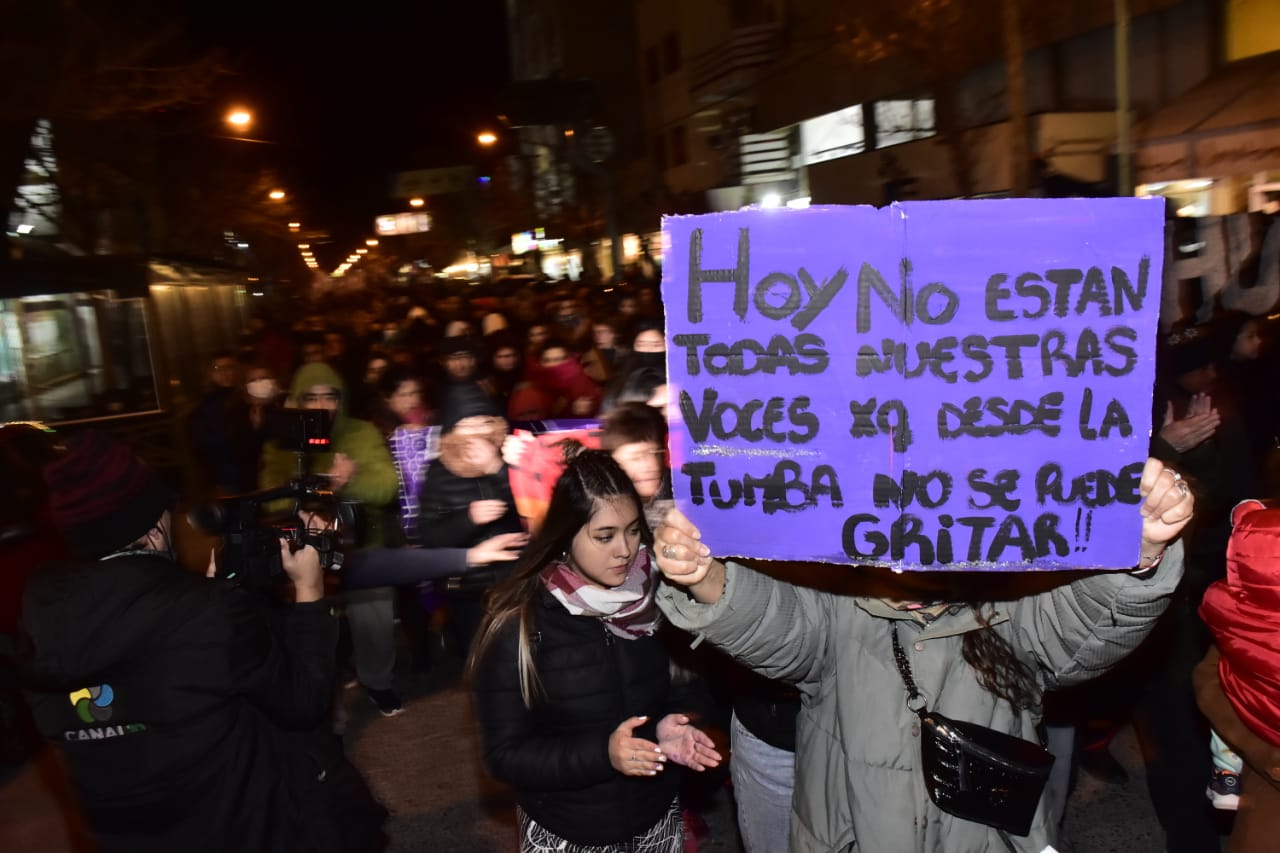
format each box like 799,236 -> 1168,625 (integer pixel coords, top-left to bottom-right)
656,544 -> 1183,852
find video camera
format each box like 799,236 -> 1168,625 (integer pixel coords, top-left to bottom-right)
189,409 -> 362,585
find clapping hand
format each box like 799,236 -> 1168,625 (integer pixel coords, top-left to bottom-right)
609,716 -> 666,777
656,713 -> 722,772
1158,395 -> 1219,452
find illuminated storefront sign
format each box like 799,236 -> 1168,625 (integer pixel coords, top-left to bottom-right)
375,212 -> 433,236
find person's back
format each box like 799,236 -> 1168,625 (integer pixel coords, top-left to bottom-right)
22,553 -> 337,852
18,429 -> 384,852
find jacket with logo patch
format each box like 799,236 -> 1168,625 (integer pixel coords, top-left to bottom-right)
18,553 -> 367,853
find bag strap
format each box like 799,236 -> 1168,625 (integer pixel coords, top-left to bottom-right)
890,623 -> 929,719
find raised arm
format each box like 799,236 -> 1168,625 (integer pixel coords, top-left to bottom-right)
653,508 -> 830,690
1014,458 -> 1193,688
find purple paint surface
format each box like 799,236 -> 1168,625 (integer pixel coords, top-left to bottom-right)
660,199 -> 1165,570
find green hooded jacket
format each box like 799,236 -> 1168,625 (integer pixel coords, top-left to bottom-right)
259,361 -> 398,548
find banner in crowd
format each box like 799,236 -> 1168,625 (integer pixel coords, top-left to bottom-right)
660,198 -> 1165,570
506,420 -> 603,533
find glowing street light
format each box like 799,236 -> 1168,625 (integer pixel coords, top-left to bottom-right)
408,197 -> 425,208
288,221 -> 301,231
298,243 -> 310,249
225,109 -> 253,129
268,189 -> 286,201
477,131 -> 498,146
365,238 -> 379,247
356,248 -> 368,254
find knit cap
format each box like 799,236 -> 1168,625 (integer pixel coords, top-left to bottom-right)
441,382 -> 502,433
41,430 -> 176,558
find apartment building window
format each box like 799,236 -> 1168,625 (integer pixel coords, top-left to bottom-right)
800,104 -> 866,165
654,133 -> 668,172
874,99 -> 936,148
662,31 -> 680,74
669,124 -> 688,167
645,45 -> 660,85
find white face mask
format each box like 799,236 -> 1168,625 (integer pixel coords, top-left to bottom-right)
247,378 -> 278,400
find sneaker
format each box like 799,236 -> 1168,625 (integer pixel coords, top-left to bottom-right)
365,687 -> 404,717
1207,767 -> 1241,810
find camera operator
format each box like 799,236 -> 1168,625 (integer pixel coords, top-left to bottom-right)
261,362 -> 406,715
17,429 -> 386,853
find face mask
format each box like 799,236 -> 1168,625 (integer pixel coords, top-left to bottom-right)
247,378 -> 278,400
631,351 -> 666,370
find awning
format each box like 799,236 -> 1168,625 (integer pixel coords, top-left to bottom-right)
0,245 -> 150,299
1135,50 -> 1280,183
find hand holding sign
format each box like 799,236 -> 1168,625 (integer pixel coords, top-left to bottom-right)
1138,458 -> 1195,562
653,508 -> 722,603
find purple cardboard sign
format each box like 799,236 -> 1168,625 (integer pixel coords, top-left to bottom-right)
660,199 -> 1165,570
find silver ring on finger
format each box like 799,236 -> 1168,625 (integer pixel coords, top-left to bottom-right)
1169,470 -> 1182,481
662,545 -> 676,560
1176,479 -> 1190,498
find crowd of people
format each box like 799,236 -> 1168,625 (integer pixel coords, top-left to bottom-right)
2,269 -> 1279,853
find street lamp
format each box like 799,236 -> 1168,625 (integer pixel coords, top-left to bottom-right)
225,108 -> 253,130
365,238 -> 379,247
408,197 -> 425,208
268,189 -> 286,201
477,131 -> 498,147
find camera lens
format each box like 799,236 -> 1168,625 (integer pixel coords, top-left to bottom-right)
187,502 -> 228,535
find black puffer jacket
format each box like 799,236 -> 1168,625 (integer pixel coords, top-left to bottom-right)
417,461 -> 522,548
19,554 -> 384,853
472,585 -> 700,844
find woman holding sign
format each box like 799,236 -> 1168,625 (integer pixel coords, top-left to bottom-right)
652,457 -> 1192,853
469,448 -> 721,852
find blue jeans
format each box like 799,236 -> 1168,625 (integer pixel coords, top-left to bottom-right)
730,711 -> 795,853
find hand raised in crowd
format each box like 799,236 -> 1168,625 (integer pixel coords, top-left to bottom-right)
1136,456 -> 1195,566
327,452 -> 357,490
466,532 -> 529,567
608,715 -> 666,777
501,433 -> 533,468
653,508 -> 724,604
469,499 -> 509,525
656,713 -> 722,772
1158,395 -> 1219,452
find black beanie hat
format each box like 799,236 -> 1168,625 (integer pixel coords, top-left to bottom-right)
439,335 -> 478,358
42,430 -> 176,558
441,382 -> 502,433
1162,326 -> 1217,379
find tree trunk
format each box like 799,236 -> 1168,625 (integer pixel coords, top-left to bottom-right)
932,81 -> 975,198
1004,0 -> 1030,195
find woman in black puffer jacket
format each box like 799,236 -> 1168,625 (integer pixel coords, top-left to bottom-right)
469,450 -> 721,852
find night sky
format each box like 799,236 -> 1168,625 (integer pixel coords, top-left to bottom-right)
188,0 -> 511,254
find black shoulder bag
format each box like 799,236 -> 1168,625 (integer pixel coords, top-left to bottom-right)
890,623 -> 1055,845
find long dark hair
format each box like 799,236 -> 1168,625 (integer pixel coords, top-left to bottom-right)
961,604 -> 1038,711
466,447 -> 653,706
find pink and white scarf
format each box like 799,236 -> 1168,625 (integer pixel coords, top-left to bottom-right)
540,548 -> 661,639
